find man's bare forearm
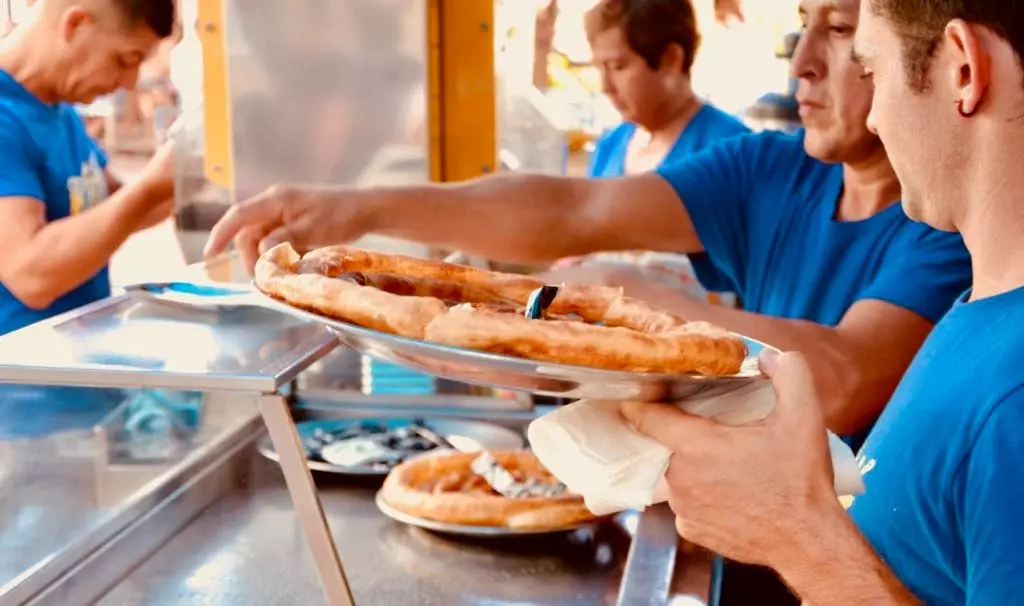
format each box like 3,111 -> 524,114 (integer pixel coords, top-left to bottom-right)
348,172 -> 695,264
780,501 -> 920,605
135,196 -> 174,231
354,173 -> 598,263
636,289 -> 879,434
5,181 -> 162,309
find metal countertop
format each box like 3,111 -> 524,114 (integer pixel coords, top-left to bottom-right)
98,455 -> 651,605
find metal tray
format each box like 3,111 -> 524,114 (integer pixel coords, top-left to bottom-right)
375,491 -> 598,537
254,287 -> 771,402
258,417 -> 524,476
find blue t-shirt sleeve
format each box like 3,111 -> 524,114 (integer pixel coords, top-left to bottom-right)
588,125 -> 630,178
0,115 -> 45,200
656,133 -> 765,289
956,389 -> 1024,605
858,229 -> 972,323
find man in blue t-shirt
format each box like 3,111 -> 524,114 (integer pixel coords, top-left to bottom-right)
0,0 -> 178,439
0,0 -> 177,337
567,0 -> 748,300
206,0 -> 970,443
617,0 -> 1024,603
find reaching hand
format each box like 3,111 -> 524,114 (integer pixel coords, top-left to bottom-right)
204,184 -> 374,272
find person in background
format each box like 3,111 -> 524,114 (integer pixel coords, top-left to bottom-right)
0,0 -> 177,440
0,0 -> 176,336
546,0 -> 748,304
624,0 -> 1024,601
584,0 -> 747,179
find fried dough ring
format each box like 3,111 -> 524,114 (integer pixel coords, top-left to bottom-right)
255,243 -> 747,375
379,450 -> 597,530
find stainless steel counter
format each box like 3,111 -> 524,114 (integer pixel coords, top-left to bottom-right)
97,453 -> 712,606
0,256 -> 714,605
0,427 -> 111,590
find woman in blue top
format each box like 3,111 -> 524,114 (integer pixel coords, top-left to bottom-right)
551,0 -> 748,298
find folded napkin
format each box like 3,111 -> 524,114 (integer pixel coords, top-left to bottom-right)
527,381 -> 864,516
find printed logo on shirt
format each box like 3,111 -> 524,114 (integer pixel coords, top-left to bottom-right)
840,451 -> 877,510
67,152 -> 107,215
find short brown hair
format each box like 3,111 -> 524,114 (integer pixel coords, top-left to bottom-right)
869,0 -> 1024,92
587,0 -> 701,75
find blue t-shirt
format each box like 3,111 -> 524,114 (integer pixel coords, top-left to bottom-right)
0,69 -> 111,336
588,103 -> 749,177
657,130 -> 972,325
588,104 -> 749,294
849,286 -> 1024,604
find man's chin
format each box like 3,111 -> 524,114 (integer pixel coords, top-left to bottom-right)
801,130 -> 842,163
75,89 -> 115,105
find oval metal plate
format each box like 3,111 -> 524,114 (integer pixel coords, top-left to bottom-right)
254,286 -> 774,402
258,417 -> 525,477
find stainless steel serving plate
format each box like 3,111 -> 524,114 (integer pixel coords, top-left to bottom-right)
375,492 -> 597,537
258,417 -> 525,477
254,287 -> 772,402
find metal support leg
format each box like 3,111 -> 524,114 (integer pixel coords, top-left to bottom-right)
259,394 -> 355,605
616,503 -> 679,606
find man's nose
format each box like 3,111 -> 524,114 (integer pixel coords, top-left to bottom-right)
865,102 -> 879,135
600,73 -> 615,96
790,33 -> 824,81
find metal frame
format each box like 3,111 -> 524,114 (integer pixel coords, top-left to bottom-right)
616,505 -> 681,606
258,394 -> 354,605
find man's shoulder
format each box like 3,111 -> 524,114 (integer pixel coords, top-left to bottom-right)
695,103 -> 751,138
885,213 -> 970,257
594,123 -> 633,149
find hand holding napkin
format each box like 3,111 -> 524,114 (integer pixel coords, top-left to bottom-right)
527,380 -> 864,516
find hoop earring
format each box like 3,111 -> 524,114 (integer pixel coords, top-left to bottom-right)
956,99 -> 977,118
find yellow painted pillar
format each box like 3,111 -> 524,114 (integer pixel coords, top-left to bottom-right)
428,0 -> 497,183
197,0 -> 233,190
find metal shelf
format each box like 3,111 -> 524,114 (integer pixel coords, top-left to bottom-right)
0,294 -> 338,394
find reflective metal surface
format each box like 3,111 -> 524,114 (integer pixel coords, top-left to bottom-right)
224,0 -> 428,195
0,294 -> 337,393
258,417 -> 525,476
375,491 -> 598,538
257,291 -> 770,402
616,504 -> 679,606
0,391 -> 260,603
98,455 -> 639,606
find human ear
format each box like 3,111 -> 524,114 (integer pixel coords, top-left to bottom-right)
57,7 -> 90,45
943,19 -> 990,117
659,43 -> 686,74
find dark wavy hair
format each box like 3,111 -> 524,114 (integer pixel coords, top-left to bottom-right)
587,0 -> 701,75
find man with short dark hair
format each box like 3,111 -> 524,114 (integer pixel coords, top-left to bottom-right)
619,0 -> 1024,602
0,0 -> 177,336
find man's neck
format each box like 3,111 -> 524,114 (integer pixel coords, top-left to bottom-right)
637,84 -> 702,148
0,28 -> 60,104
836,150 -> 901,221
957,137 -> 1024,300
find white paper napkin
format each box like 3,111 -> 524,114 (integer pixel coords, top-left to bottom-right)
527,380 -> 864,516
